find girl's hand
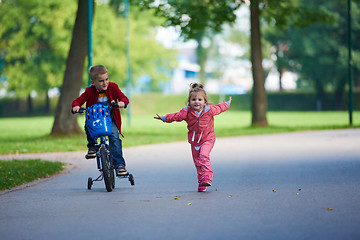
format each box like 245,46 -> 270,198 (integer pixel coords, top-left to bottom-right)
228,96 -> 232,103
154,114 -> 163,120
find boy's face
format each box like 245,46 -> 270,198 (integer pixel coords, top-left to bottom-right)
91,73 -> 109,92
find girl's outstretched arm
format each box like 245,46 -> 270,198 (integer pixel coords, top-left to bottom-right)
154,114 -> 164,120
155,107 -> 189,123
211,96 -> 232,116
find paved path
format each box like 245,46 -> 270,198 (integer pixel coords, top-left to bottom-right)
1,129 -> 360,240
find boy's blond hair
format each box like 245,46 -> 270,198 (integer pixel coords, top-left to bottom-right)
89,65 -> 108,80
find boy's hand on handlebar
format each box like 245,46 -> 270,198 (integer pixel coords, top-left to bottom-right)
154,114 -> 163,120
72,106 -> 80,113
117,102 -> 126,108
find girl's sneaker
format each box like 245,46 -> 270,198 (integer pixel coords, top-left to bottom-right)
201,176 -> 212,187
198,184 -> 207,192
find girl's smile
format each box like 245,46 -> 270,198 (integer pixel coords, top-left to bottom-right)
190,92 -> 206,112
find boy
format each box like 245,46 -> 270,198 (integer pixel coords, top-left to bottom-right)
72,65 -> 129,175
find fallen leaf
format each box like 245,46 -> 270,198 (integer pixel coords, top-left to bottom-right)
272,189 -> 277,192
187,202 -> 192,206
174,197 -> 179,200
327,208 -> 334,211
228,195 -> 232,197
298,189 -> 302,191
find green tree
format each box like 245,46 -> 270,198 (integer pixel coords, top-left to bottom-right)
263,0 -> 360,109
249,0 -> 332,125
137,0 -> 240,85
250,0 -> 268,126
51,0 -> 90,135
51,1 -> 176,135
0,0 -> 76,112
88,2 -> 177,90
136,0 -> 329,126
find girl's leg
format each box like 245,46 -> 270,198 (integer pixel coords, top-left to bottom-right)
191,145 -> 202,183
191,141 -> 215,183
198,141 -> 215,182
191,146 -> 207,192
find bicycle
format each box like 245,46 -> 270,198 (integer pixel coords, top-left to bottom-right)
72,101 -> 134,192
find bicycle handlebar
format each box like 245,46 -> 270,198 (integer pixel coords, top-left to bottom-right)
110,100 -> 118,109
71,100 -> 118,114
71,107 -> 86,114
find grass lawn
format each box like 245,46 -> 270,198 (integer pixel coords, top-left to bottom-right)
0,159 -> 64,190
0,111 -> 359,155
0,110 -> 358,190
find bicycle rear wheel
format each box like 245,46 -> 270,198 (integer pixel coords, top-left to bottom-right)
100,146 -> 113,192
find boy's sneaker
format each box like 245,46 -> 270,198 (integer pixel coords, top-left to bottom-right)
116,165 -> 128,176
85,149 -> 96,159
201,176 -> 212,187
198,184 -> 207,192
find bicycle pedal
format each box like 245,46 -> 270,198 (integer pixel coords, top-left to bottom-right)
117,173 -> 128,177
85,154 -> 96,159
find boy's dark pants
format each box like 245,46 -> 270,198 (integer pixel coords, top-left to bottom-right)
85,119 -> 126,168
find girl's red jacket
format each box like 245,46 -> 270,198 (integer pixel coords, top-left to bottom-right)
163,102 -> 230,146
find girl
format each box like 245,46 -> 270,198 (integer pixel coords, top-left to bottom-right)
154,83 -> 231,192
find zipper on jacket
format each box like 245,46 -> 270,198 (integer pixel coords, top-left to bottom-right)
192,107 -> 207,143
195,113 -> 202,143
197,131 -> 203,143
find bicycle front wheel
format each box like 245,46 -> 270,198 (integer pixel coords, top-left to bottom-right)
100,146 -> 113,192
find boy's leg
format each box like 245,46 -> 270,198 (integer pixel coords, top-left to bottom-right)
85,125 -> 97,158
85,125 -> 97,148
108,120 -> 126,170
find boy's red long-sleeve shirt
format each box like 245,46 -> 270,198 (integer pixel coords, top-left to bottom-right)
72,82 -> 129,136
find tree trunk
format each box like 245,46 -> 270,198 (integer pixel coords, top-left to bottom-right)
250,0 -> 268,126
314,76 -> 325,111
45,90 -> 50,113
15,98 -> 20,111
334,75 -> 347,110
27,93 -> 33,115
51,0 -> 90,135
276,51 -> 283,91
196,33 -> 206,85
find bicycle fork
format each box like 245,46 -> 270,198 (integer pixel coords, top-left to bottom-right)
96,144 -> 112,170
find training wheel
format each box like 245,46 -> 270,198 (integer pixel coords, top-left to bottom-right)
88,177 -> 93,190
129,174 -> 135,186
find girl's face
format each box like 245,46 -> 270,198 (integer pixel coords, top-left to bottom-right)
189,92 -> 206,112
